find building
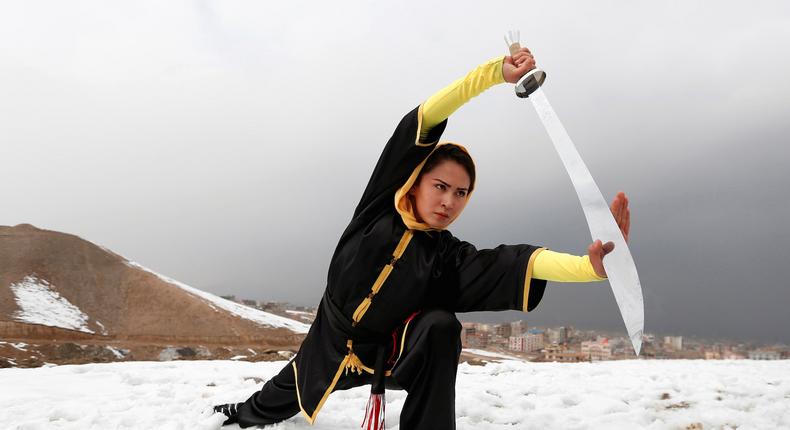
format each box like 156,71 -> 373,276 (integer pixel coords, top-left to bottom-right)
664,336 -> 683,350
722,350 -> 746,360
581,338 -> 612,361
510,320 -> 526,336
509,332 -> 544,353
748,349 -> 783,360
488,334 -> 509,348
509,336 -> 527,352
525,333 -> 544,352
460,322 -> 475,347
546,327 -> 567,345
466,332 -> 490,349
461,322 -> 489,348
704,350 -> 722,360
542,345 -> 584,362
495,323 -> 512,339
565,326 -> 576,341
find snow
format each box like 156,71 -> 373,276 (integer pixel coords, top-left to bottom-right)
0,341 -> 29,351
96,320 -> 109,335
463,348 -> 522,360
1,359 -> 789,429
124,261 -> 310,334
9,275 -> 95,334
106,346 -> 125,359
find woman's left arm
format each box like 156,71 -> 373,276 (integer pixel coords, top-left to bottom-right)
352,49 -> 537,217
419,48 -> 536,141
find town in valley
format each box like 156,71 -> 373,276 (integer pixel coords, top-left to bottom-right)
224,296 -> 789,362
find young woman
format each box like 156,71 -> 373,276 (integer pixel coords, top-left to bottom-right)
214,47 -> 630,429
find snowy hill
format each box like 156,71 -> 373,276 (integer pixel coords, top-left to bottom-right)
0,224 -> 309,367
123,260 -> 309,334
1,224 -> 309,338
0,358 -> 788,429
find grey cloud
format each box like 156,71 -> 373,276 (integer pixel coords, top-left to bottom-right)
1,1 -> 788,344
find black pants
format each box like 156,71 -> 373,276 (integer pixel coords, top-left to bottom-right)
234,309 -> 463,429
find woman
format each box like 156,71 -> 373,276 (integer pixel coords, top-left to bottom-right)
214,46 -> 630,429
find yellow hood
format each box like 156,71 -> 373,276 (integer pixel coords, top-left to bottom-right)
393,142 -> 475,231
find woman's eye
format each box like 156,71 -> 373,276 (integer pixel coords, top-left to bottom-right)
435,184 -> 445,190
457,191 -> 467,197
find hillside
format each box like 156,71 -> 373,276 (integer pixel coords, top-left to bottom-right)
0,224 -> 309,367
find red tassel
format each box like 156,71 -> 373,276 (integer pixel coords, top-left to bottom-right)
361,393 -> 385,430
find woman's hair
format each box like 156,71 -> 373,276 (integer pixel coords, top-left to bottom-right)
419,144 -> 476,192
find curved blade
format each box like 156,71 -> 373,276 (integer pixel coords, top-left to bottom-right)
529,88 -> 644,355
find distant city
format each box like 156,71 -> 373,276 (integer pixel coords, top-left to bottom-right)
221,295 -> 790,362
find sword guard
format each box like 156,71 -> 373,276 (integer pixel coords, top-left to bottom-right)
515,69 -> 547,98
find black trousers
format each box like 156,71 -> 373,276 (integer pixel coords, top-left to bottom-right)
234,309 -> 463,429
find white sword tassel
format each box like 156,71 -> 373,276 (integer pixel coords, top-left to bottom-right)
529,88 -> 644,355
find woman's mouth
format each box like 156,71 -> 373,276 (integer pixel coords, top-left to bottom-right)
435,212 -> 450,219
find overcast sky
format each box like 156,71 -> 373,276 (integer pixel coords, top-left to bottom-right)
2,1 -> 789,344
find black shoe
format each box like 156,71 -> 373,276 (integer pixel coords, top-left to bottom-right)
213,402 -> 243,426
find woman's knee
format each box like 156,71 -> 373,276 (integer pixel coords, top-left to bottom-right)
419,309 -> 462,341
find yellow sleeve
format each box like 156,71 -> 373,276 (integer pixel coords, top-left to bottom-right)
420,56 -> 506,141
533,249 -> 608,282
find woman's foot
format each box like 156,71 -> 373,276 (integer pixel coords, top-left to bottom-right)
213,402 -> 243,426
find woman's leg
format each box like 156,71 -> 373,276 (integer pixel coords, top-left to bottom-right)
233,359 -> 301,428
224,309 -> 462,429
231,358 -> 373,428
391,308 -> 463,430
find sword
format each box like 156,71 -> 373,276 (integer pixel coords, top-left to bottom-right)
505,32 -> 644,355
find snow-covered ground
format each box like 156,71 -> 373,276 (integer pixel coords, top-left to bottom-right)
124,261 -> 310,334
463,348 -> 523,361
9,275 -> 96,334
1,358 -> 788,430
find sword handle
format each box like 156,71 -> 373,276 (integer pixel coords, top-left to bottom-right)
504,30 -> 522,56
508,41 -> 521,56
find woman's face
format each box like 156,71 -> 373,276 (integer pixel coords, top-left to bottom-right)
409,160 -> 471,229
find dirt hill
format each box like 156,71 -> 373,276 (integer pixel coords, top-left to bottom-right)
0,224 -> 307,367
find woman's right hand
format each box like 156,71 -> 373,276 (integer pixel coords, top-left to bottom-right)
503,47 -> 536,83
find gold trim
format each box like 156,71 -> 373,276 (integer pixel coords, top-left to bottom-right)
294,315 -> 419,425
293,356 -> 349,425
351,229 -> 414,325
392,314 -> 415,368
392,228 -> 413,257
345,339 -> 394,376
523,247 -> 546,312
345,313 -> 416,376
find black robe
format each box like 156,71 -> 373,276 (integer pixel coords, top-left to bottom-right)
291,105 -> 548,424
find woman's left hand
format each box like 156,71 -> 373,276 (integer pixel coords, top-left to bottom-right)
588,192 -> 630,278
503,47 -> 536,83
